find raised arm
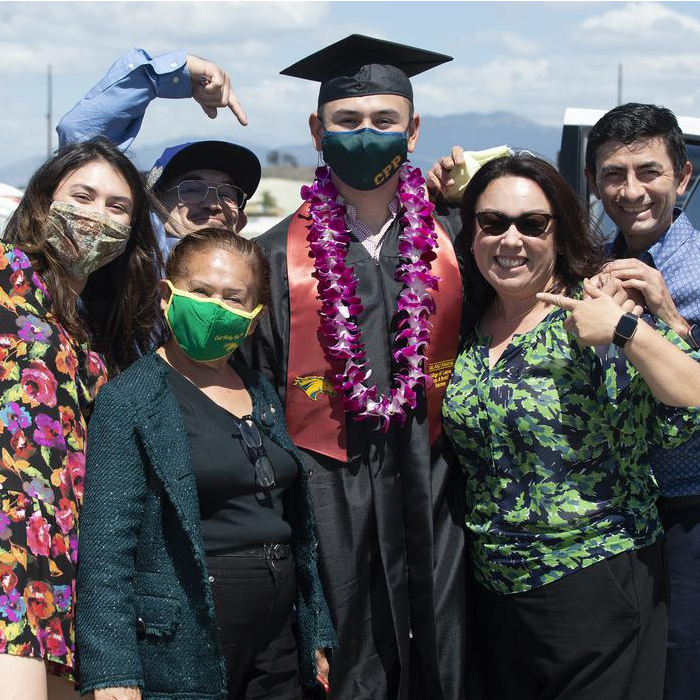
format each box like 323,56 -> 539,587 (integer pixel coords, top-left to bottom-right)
57,48 -> 247,151
57,49 -> 190,150
426,145 -> 512,202
426,145 -> 466,201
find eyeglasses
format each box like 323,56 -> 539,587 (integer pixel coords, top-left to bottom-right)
233,416 -> 275,490
166,180 -> 247,209
475,211 -> 557,237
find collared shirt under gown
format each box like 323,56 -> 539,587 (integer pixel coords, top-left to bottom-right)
241,202 -> 474,700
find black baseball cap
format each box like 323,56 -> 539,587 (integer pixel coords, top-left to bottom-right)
147,141 -> 261,207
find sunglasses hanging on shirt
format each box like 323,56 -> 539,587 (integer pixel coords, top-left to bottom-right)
231,415 -> 276,490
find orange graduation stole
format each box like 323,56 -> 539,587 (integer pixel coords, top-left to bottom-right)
285,202 -> 463,462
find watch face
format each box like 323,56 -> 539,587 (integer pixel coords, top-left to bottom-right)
616,313 -> 638,339
689,324 -> 700,350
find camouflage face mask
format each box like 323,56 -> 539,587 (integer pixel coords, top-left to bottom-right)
46,201 -> 131,280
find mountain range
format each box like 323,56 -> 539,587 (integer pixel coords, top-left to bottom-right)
0,111 -> 562,188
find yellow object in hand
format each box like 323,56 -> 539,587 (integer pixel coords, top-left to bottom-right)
444,145 -> 512,200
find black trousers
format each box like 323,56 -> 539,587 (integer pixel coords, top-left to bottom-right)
659,498 -> 700,700
206,551 -> 302,700
473,541 -> 668,700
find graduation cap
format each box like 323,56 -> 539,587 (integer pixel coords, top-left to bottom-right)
281,34 -> 452,107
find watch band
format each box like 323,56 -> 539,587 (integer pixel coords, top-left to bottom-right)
613,312 -> 639,348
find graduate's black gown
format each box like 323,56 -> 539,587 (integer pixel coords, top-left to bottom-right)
242,204 -> 472,700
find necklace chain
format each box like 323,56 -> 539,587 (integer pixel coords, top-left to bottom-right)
301,164 -> 439,432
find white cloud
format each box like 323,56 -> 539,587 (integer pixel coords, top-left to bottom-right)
413,43 -> 700,131
224,39 -> 272,62
5,0 -> 700,172
471,30 -> 540,56
0,1 -> 328,73
405,2 -> 700,130
414,58 -> 550,117
579,1 -> 700,45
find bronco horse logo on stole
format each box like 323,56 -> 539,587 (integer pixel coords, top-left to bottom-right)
293,375 -> 337,401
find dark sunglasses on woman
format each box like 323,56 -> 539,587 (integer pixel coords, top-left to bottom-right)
475,211 -> 557,237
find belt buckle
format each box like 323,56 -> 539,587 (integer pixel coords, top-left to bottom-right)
264,544 -> 281,560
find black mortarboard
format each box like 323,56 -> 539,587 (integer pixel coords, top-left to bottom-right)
280,34 -> 452,107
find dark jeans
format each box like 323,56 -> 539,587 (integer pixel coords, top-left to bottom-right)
659,497 -> 700,700
206,551 -> 302,700
473,541 -> 668,700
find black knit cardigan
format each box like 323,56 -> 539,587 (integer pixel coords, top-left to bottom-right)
76,353 -> 335,698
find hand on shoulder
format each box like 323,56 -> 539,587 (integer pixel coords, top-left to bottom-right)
603,258 -> 689,337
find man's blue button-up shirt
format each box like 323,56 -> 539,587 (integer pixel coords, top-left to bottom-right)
57,48 -> 190,152
609,209 -> 700,497
56,48 -> 191,260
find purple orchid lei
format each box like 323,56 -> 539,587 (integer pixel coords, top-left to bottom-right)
300,163 -> 440,431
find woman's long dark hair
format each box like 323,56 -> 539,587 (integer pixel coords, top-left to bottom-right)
4,137 -> 164,374
459,154 -> 606,331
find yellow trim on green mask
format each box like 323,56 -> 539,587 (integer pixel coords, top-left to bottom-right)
165,279 -> 263,320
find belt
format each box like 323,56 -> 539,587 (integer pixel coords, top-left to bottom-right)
215,544 -> 291,560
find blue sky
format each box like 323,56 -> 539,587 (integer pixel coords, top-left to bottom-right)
2,1 -> 700,167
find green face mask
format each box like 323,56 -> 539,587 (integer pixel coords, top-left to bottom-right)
322,127 -> 409,191
164,281 -> 263,362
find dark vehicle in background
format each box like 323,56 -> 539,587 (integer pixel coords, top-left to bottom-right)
558,107 -> 700,240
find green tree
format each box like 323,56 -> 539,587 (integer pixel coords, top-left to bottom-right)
261,191 -> 278,213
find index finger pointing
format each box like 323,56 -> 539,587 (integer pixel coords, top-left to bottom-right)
536,291 -> 579,311
227,89 -> 248,126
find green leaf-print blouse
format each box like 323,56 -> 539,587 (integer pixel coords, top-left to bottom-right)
442,306 -> 700,595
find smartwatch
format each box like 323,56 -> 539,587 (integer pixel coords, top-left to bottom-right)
688,323 -> 700,350
613,312 -> 639,348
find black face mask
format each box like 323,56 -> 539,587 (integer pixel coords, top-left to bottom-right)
321,127 -> 409,191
